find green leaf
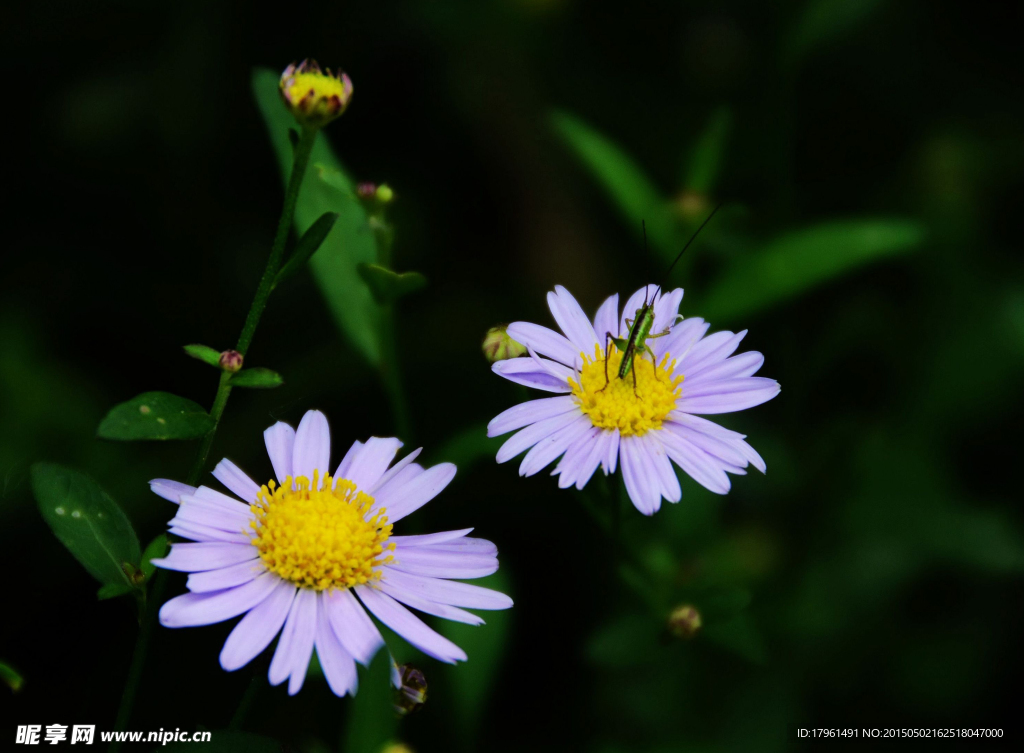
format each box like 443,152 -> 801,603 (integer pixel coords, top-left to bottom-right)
785,0 -> 886,67
252,68 -> 382,366
140,533 -> 169,581
356,263 -> 428,305
683,107 -> 732,194
439,571 -> 512,748
343,650 -> 399,753
550,109 -> 677,261
0,661 -> 24,692
31,462 -> 141,588
97,392 -> 214,441
228,367 -> 284,389
158,732 -> 282,753
275,211 -> 339,287
700,219 -> 925,322
182,344 -> 222,368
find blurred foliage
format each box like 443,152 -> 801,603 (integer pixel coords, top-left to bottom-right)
3,0 -> 1023,751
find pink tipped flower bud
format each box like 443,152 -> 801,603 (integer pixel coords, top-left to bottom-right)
219,350 -> 244,373
279,59 -> 353,129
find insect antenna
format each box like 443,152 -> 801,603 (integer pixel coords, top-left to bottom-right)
656,202 -> 724,295
642,219 -> 651,307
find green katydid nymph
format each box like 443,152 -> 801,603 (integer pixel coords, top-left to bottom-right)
599,203 -> 723,396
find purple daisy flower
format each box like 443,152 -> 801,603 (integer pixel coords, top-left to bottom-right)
149,409 -> 512,697
488,284 -> 780,515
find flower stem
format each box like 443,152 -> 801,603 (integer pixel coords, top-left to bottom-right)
109,125 -> 319,748
370,217 -> 413,441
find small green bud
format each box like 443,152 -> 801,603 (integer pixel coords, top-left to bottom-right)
376,184 -> 394,204
667,604 -> 702,639
219,350 -> 244,373
279,59 -> 353,129
379,745 -> 414,753
392,664 -> 427,715
482,325 -> 527,363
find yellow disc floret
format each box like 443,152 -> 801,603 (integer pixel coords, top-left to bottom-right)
569,344 -> 682,436
250,471 -> 393,591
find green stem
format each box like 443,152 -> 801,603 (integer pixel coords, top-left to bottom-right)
109,125 -> 319,748
370,216 -> 413,441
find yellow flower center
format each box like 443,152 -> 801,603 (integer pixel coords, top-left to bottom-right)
569,344 -> 682,436
250,472 -> 394,591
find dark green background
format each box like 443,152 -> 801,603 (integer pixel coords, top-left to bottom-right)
3,1 -> 1022,751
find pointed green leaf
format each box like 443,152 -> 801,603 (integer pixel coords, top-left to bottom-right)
0,661 -> 23,693
97,391 -> 214,441
97,582 -> 135,600
141,533 -> 169,581
683,107 -> 732,194
344,650 -> 399,753
551,109 -> 677,260
228,367 -> 284,389
274,211 -> 339,287
32,463 -> 141,589
182,344 -> 222,368
253,68 -> 382,366
700,219 -> 925,322
357,263 -> 427,305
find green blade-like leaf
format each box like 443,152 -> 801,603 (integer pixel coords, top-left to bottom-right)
683,106 -> 732,194
356,263 -> 427,305
182,344 -> 222,368
228,367 -> 284,389
97,391 -> 214,441
550,109 -> 676,260
0,661 -> 23,692
438,571 -> 512,749
700,219 -> 925,322
32,462 -> 141,589
343,650 -> 399,753
275,210 -> 339,287
252,68 -> 382,366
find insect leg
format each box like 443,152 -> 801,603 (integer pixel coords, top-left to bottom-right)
597,331 -> 614,393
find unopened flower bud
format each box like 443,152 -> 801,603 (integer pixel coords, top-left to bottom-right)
482,325 -> 527,363
667,604 -> 702,639
219,350 -> 244,373
279,59 -> 353,129
356,182 -> 395,207
392,664 -> 427,715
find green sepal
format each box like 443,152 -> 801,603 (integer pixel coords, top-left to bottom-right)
357,263 -> 427,305
228,367 -> 284,389
97,391 -> 214,441
274,211 -> 340,288
31,462 -> 141,589
183,344 -> 222,368
0,661 -> 23,693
